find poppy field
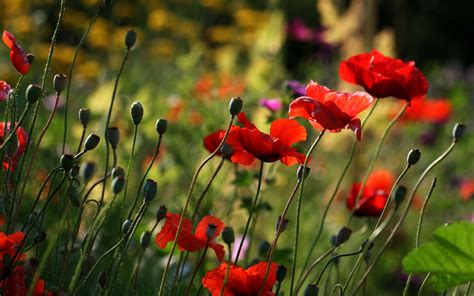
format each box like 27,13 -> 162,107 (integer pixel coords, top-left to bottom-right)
0,0 -> 473,295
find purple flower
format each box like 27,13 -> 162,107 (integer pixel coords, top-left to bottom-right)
259,98 -> 283,112
231,235 -> 249,263
287,80 -> 306,97
0,81 -> 12,101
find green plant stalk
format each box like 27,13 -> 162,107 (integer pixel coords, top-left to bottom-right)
131,249 -> 146,296
121,124 -> 138,224
316,248 -> 364,286
290,130 -> 326,295
219,243 -> 233,296
157,115 -> 235,296
298,99 -> 379,280
347,101 -> 409,225
352,139 -> 458,293
294,246 -> 336,294
185,246 -> 209,295
0,103 -> 30,150
76,124 -> 87,154
402,177 -> 437,296
233,161 -> 264,264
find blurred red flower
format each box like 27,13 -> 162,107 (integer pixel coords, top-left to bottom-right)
0,231 -> 24,263
289,81 -> 374,140
2,31 -> 30,75
226,112 -> 307,166
339,49 -> 428,101
399,97 -> 452,124
202,261 -> 278,296
3,266 -> 46,296
203,129 -> 229,157
460,179 -> 474,201
155,213 -> 225,261
0,122 -> 29,171
0,80 -> 12,101
347,170 -> 395,217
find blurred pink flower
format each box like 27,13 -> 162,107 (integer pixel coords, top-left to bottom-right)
0,81 -> 12,101
259,98 -> 283,112
231,235 -> 249,262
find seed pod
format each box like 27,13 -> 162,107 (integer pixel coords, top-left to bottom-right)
258,240 -> 270,258
275,216 -> 289,233
140,231 -> 151,249
26,84 -> 42,103
156,205 -> 167,222
155,119 -> 168,135
60,154 -> 75,171
70,164 -> 80,177
221,227 -> 234,245
112,176 -> 125,194
143,179 -> 157,202
111,166 -> 125,179
229,97 -> 243,116
98,272 -> 108,289
304,284 -> 319,296
407,149 -> 421,165
394,185 -> 408,204
53,74 -> 67,93
68,185 -> 82,208
130,101 -> 144,125
80,162 -> 96,181
106,127 -> 120,149
125,30 -> 137,49
122,219 -> 132,234
452,123 -> 466,142
276,265 -> 287,283
79,108 -> 91,127
331,227 -> 352,247
27,54 -> 35,65
84,134 -> 100,151
297,165 -> 310,180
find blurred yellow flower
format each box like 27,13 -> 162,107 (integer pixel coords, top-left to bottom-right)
4,16 -> 32,35
148,9 -> 177,31
87,19 -> 112,49
148,39 -> 175,59
206,26 -> 236,43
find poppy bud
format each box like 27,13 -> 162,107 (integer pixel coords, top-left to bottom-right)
258,240 -> 270,258
60,154 -> 75,171
98,272 -> 108,289
53,74 -> 67,93
143,179 -> 157,202
79,108 -> 91,127
222,227 -> 234,245
112,176 -> 125,194
331,227 -> 352,247
27,54 -> 35,65
111,166 -> 125,179
297,165 -> 310,180
70,164 -> 80,177
229,97 -> 243,116
407,149 -> 421,166
140,231 -> 151,249
80,161 -> 96,181
107,127 -> 120,149
394,185 -> 407,204
130,101 -> 144,125
125,30 -> 137,49
33,231 -> 47,245
304,284 -> 319,296
220,143 -> 233,158
5,132 -> 18,159
68,185 -> 81,207
84,134 -> 100,151
452,123 -> 466,142
155,119 -> 168,135
275,216 -> 289,233
122,219 -> 132,234
26,84 -> 42,104
205,224 -> 217,241
276,265 -> 287,283
156,205 -> 167,222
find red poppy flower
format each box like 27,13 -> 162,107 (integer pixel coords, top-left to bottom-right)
225,112 -> 307,166
399,97 -> 452,124
0,80 -> 12,101
0,122 -> 29,171
203,129 -> 232,158
460,179 -> 474,201
202,261 -> 278,296
3,265 -> 47,296
339,49 -> 428,101
155,213 -> 225,261
0,231 -> 25,270
346,170 -> 395,217
2,31 -> 30,75
289,81 -> 374,141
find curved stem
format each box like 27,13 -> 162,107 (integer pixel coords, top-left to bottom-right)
0,103 -> 30,149
219,244 -> 232,296
131,250 -> 146,296
315,248 -> 363,286
185,246 -> 209,295
121,124 -> 138,223
294,247 -> 336,294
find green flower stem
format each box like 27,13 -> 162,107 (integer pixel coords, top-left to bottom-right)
131,249 -> 146,296
294,246 -> 336,295
127,135 -> 162,219
347,101 -> 409,225
0,103 -> 30,150
63,5 -> 105,154
352,139 -> 458,294
121,124 -> 138,224
464,281 -> 472,296
290,129 -> 326,295
219,243 -> 233,296
403,177 -> 437,296
76,124 -> 87,154
298,98 -> 379,280
185,246 -> 209,296
417,273 -> 430,296
158,114 -> 235,296
331,284 -> 344,296
233,161 -> 265,264
317,249 -> 364,286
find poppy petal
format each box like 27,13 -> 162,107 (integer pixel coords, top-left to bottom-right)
269,119 -> 307,146
195,215 -> 225,241
2,31 -> 16,49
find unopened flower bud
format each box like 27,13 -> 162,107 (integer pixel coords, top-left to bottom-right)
331,227 -> 352,247
452,123 -> 466,142
143,179 -> 157,202
394,185 -> 407,204
107,127 -> 120,149
122,219 -> 132,234
229,97 -> 243,116
70,164 -> 80,177
130,101 -> 144,125
297,165 -> 310,180
80,161 -> 96,181
79,108 -> 91,127
222,227 -> 234,245
407,149 -> 421,165
53,74 -> 67,93
304,284 -> 319,296
125,30 -> 137,49
33,231 -> 47,244
68,185 -> 82,207
84,134 -> 100,151
26,84 -> 42,104
112,166 -> 125,179
155,119 -> 168,135
258,240 -> 270,258
276,265 -> 287,283
112,176 -> 125,194
140,231 -> 151,249
27,54 -> 35,65
156,205 -> 167,221
98,271 -> 108,289
206,224 -> 217,241
60,154 -> 75,171
275,216 -> 289,233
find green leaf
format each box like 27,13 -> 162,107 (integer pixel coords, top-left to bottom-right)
402,222 -> 474,291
